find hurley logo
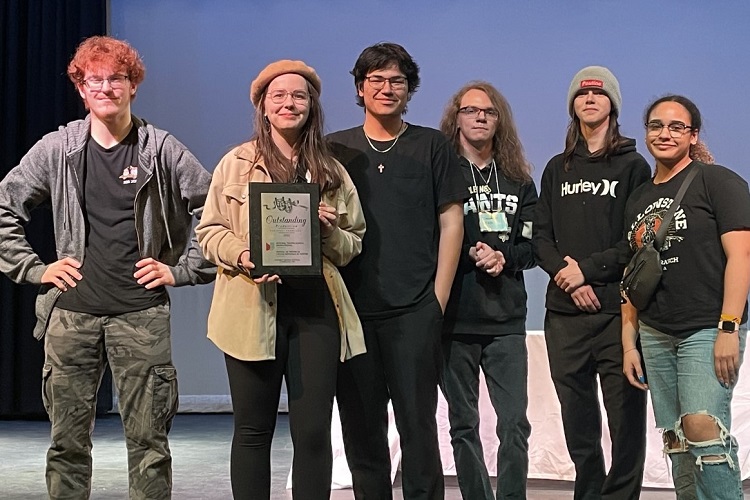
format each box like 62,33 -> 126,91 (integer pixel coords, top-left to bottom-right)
561,179 -> 619,198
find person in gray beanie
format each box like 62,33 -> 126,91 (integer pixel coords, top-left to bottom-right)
533,65 -> 650,499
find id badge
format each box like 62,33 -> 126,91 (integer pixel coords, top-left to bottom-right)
478,211 -> 508,233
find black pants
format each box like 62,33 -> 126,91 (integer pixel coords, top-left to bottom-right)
225,279 -> 340,500
545,311 -> 647,500
337,297 -> 444,500
441,334 -> 530,500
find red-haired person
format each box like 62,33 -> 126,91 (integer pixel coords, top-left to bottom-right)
0,36 -> 214,498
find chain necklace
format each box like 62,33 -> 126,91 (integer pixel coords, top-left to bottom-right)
471,161 -> 493,185
363,122 -> 408,154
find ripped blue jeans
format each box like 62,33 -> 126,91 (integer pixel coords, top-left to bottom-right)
640,322 -> 746,500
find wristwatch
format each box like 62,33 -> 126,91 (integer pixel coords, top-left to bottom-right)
719,314 -> 741,333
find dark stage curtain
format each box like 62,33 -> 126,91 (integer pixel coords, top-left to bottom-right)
0,0 -> 106,418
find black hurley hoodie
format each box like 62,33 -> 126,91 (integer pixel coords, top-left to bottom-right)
533,138 -> 651,314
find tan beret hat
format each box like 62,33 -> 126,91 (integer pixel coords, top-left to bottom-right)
249,59 -> 321,107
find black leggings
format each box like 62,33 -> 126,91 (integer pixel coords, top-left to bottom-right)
225,278 -> 340,500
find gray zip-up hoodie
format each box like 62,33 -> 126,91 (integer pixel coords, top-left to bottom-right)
0,114 -> 216,339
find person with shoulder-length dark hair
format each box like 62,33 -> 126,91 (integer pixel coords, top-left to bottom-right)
622,95 -> 750,499
439,81 -> 537,500
196,60 -> 366,499
533,66 -> 650,499
328,42 -> 465,500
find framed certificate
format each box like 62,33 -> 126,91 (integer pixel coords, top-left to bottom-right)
248,182 -> 322,278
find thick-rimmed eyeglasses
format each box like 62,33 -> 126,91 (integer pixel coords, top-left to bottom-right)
645,121 -> 693,137
267,90 -> 310,104
459,106 -> 499,120
364,76 -> 408,90
83,74 -> 129,90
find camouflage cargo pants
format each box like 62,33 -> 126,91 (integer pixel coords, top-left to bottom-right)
42,304 -> 178,500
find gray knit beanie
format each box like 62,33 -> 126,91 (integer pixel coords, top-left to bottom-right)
567,66 -> 621,117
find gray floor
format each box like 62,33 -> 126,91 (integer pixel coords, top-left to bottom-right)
1,413 -> 747,499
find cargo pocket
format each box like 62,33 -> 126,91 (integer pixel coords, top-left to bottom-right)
41,363 -> 53,418
149,365 -> 178,432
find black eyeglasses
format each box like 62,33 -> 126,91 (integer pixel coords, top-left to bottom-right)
364,75 -> 408,90
459,106 -> 499,119
83,74 -> 129,90
645,121 -> 694,137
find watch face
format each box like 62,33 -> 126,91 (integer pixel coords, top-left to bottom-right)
720,320 -> 739,332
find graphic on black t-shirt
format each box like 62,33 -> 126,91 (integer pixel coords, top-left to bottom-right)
628,198 -> 687,258
119,165 -> 138,184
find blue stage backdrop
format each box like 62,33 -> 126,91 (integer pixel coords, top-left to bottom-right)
110,0 -> 750,403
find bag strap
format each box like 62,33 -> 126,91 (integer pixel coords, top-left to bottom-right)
654,165 -> 699,249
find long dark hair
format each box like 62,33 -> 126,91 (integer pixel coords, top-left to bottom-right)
644,94 -> 714,164
440,81 -> 532,184
562,109 -> 629,171
252,79 -> 342,193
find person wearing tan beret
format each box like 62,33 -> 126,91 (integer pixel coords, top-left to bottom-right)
196,59 -> 366,499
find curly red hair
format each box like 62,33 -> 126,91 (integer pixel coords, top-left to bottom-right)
67,36 -> 145,87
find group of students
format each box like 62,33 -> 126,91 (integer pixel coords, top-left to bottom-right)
0,34 -> 748,500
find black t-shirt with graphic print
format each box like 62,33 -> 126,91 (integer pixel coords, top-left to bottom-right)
56,125 -> 168,315
624,161 -> 750,338
328,124 -> 466,318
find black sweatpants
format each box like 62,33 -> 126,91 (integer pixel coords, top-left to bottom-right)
337,296 -> 445,500
225,279 -> 340,500
545,310 -> 647,500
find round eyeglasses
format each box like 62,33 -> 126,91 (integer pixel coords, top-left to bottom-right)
645,121 -> 693,137
83,74 -> 129,91
267,90 -> 310,104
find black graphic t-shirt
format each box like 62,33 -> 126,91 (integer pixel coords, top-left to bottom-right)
624,161 -> 750,337
57,125 -> 168,314
328,124 -> 466,318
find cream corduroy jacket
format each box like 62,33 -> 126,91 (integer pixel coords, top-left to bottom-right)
196,141 -> 366,361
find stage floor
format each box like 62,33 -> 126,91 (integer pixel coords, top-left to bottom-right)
1,413 -> 748,499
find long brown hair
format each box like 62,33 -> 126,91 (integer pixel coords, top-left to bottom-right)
440,81 -> 532,184
562,110 -> 630,171
252,79 -> 342,193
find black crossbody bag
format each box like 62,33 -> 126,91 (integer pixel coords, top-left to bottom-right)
620,167 -> 699,310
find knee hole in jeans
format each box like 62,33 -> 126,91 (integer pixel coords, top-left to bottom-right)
677,412 -> 739,471
679,411 -> 727,445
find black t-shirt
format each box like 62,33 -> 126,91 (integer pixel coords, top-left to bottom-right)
624,161 -> 750,337
328,124 -> 466,318
56,125 -> 168,314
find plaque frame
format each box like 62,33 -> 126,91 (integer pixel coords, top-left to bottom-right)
248,182 -> 321,278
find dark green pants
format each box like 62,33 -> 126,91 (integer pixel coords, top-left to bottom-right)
42,304 -> 177,500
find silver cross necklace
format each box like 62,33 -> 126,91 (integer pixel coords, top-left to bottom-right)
363,122 -> 408,173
